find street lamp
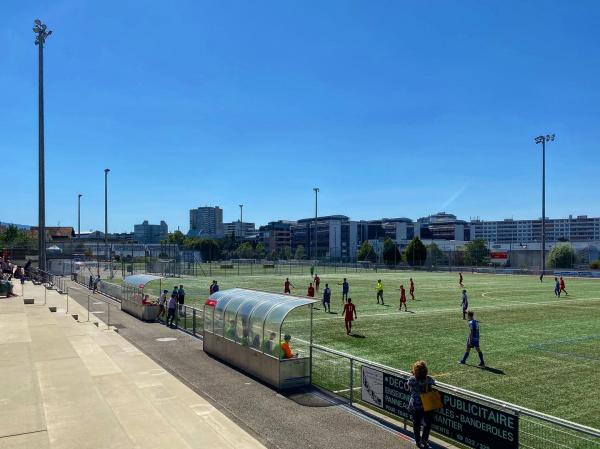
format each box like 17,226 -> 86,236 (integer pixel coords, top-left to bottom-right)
239,204 -> 244,239
33,19 -> 52,271
534,134 -> 555,275
78,194 -> 83,239
313,188 -> 319,261
104,169 -> 110,272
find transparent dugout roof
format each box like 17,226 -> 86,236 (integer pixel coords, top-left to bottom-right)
209,288 -> 316,329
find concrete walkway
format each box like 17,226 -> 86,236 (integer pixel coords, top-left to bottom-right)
0,281 -> 266,449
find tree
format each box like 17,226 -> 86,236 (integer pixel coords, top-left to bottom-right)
236,242 -> 255,259
357,241 -> 377,262
464,239 -> 490,266
426,242 -> 447,266
196,239 -> 222,262
255,242 -> 266,259
165,230 -> 186,246
547,243 -> 576,268
294,245 -> 306,260
0,226 -> 35,249
268,249 -> 279,261
382,238 -> 401,266
403,237 -> 427,266
281,246 -> 292,260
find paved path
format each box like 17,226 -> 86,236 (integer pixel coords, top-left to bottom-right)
0,281 -> 265,449
65,281 -> 448,449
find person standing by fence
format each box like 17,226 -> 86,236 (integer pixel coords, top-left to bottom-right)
157,289 -> 168,322
406,360 -> 436,449
166,292 -> 177,327
177,284 -> 185,314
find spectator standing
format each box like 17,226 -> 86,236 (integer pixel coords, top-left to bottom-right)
177,284 -> 185,314
406,360 -> 436,449
157,289 -> 168,321
166,293 -> 177,327
93,275 -> 101,294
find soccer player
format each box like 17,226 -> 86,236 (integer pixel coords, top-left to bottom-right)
409,278 -> 415,300
399,284 -> 408,311
307,282 -> 315,298
554,277 -> 561,297
339,278 -> 349,302
376,279 -> 384,305
284,278 -> 294,294
461,289 -> 468,320
322,283 -> 331,312
459,272 -> 464,287
314,274 -> 321,292
343,297 -> 357,335
459,311 -> 485,367
559,276 -> 568,296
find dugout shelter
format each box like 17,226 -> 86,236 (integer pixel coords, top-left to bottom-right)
203,288 -> 315,390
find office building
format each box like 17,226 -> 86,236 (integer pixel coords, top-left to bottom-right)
470,215 -> 600,244
417,212 -> 470,241
134,220 -> 168,244
224,221 -> 256,238
291,215 -> 358,261
259,221 -> 293,253
189,206 -> 224,238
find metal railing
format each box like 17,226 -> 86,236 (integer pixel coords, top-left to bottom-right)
311,344 -> 600,449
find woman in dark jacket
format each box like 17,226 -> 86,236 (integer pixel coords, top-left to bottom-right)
406,360 -> 435,449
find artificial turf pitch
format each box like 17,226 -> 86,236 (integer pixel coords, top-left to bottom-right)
139,270 -> 600,428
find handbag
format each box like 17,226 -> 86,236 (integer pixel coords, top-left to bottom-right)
420,381 -> 443,412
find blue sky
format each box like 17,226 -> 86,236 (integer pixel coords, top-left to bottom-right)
2,1 -> 600,232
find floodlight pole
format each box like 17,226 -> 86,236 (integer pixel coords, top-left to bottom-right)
535,134 -> 555,274
78,194 -> 82,239
313,188 -> 319,262
104,168 -> 110,272
33,20 -> 51,271
239,204 -> 244,239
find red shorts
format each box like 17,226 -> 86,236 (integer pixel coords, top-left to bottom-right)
400,298 -> 406,303
344,316 -> 354,322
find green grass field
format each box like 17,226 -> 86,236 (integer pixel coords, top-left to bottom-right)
138,270 -> 600,428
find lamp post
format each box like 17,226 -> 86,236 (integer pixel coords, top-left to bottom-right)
104,169 -> 110,271
33,19 -> 52,271
77,194 -> 82,239
313,188 -> 319,261
534,134 -> 555,275
239,204 -> 244,239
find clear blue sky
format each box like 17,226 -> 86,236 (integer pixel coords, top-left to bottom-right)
2,1 -> 599,233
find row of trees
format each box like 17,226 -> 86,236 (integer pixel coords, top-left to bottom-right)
358,237 -> 492,267
0,226 -> 36,249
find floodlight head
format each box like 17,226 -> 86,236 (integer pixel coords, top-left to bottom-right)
47,30 -> 52,36
104,168 -> 110,174
534,136 -> 545,144
34,19 -> 41,25
546,134 -> 555,141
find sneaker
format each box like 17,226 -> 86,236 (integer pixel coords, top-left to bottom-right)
458,360 -> 465,365
478,363 -> 485,368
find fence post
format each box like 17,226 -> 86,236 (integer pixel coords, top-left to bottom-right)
107,301 -> 110,329
349,358 -> 354,405
44,283 -> 47,305
87,295 -> 90,321
192,308 -> 196,335
66,287 -> 69,313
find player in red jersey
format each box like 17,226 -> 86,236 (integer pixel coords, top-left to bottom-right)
314,274 -> 321,292
399,284 -> 408,311
284,278 -> 294,294
343,298 -> 357,335
459,272 -> 464,287
307,282 -> 315,297
409,278 -> 415,300
559,276 -> 569,296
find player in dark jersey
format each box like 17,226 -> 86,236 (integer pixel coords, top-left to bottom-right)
461,290 -> 468,320
339,278 -> 349,302
343,298 -> 357,335
459,311 -> 485,367
322,283 -> 331,312
399,284 -> 408,311
554,277 -> 561,297
284,278 -> 294,294
409,278 -> 415,300
459,272 -> 464,287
